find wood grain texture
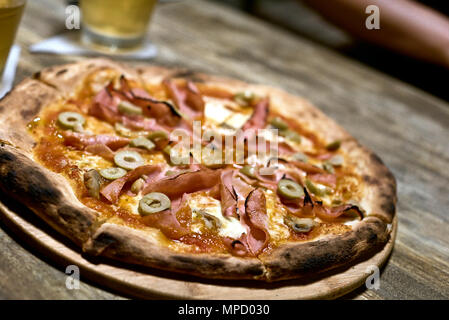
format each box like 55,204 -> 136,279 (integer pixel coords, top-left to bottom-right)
0,0 -> 448,299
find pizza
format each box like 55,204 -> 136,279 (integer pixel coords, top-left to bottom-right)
0,59 -> 396,281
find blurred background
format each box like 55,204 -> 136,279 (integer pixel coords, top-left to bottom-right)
212,0 -> 449,102
2,0 -> 448,101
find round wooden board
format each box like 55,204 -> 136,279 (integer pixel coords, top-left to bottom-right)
0,199 -> 396,300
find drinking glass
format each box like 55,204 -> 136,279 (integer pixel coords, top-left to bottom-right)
80,0 -> 158,50
0,0 -> 25,80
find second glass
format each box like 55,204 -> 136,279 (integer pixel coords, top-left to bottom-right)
80,0 -> 157,50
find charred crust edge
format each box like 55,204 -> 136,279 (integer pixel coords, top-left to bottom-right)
0,144 -> 94,244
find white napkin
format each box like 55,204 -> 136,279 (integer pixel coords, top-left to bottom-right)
29,32 -> 157,59
0,45 -> 21,99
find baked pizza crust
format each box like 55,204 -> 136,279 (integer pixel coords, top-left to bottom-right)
0,58 -> 396,281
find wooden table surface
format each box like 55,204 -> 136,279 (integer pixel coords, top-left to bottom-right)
1,0 -> 448,300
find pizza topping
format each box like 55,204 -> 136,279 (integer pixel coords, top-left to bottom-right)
222,238 -> 250,256
308,173 -> 337,189
99,167 -> 127,180
30,71 -> 369,255
84,169 -> 101,199
129,137 -> 155,151
142,169 -> 221,199
277,179 -> 304,200
84,144 -> 115,162
163,79 -> 205,119
241,97 -> 269,131
243,188 -> 270,255
284,215 -> 317,233
291,152 -> 308,163
139,192 -> 171,215
280,129 -> 302,144
233,91 -> 256,107
314,203 -> 363,222
328,154 -> 344,166
291,160 -> 326,174
114,122 -> 133,137
130,177 -> 146,194
305,179 -> 332,197
189,195 -> 246,239
185,81 -> 206,112
326,140 -> 341,151
58,111 -> 85,130
270,117 -> 289,131
100,165 -> 162,203
239,165 -> 257,179
114,150 -> 144,170
117,100 -> 143,116
148,130 -> 169,142
322,162 -> 335,174
62,131 -> 130,151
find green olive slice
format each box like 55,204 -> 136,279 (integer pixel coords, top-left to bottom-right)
114,122 -> 132,137
233,91 -> 255,106
162,145 -> 172,156
58,112 -> 85,130
118,100 -> 143,116
281,130 -> 302,143
240,165 -> 257,179
277,179 -> 304,199
322,162 -> 335,174
130,137 -> 155,151
305,179 -> 332,197
284,215 -> 317,233
292,152 -> 308,163
114,150 -> 144,170
270,117 -> 289,131
326,140 -> 341,151
148,130 -> 169,142
139,192 -> 171,215
99,167 -> 127,180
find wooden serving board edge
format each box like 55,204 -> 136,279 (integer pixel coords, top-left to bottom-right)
0,200 -> 397,300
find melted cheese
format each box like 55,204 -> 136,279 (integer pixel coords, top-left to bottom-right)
188,195 -> 246,239
264,189 -> 290,242
68,151 -> 112,171
204,97 -> 251,130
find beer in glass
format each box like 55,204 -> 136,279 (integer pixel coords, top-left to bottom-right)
0,0 -> 25,79
80,0 -> 157,50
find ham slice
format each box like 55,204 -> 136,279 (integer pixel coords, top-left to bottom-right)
291,160 -> 326,174
163,79 -> 205,119
220,170 -> 238,218
242,188 -> 270,255
242,97 -> 269,131
314,203 -> 363,222
90,79 -> 178,131
100,165 -> 162,203
141,209 -> 189,239
222,237 -> 251,257
142,169 -> 221,199
84,144 -> 115,162
62,131 -> 130,151
308,173 -> 337,188
218,170 -> 270,256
